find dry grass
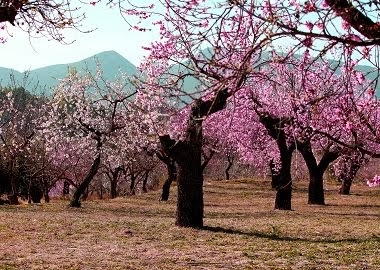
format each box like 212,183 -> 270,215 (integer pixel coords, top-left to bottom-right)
0,178 -> 379,270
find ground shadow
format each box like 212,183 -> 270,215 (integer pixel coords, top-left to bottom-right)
202,225 -> 380,244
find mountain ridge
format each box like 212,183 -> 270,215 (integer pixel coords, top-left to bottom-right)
0,50 -> 137,95
0,50 -> 379,96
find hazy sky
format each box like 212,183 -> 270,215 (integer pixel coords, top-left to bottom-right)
0,3 -> 159,72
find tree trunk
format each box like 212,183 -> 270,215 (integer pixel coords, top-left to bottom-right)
98,181 -> 104,199
44,191 -> 50,203
298,142 -> 325,205
63,181 -> 70,195
338,156 -> 362,195
160,158 -> 177,201
8,160 -> 19,205
110,178 -> 118,199
274,150 -> 293,210
142,170 -> 150,193
259,114 -> 294,210
129,172 -> 136,195
70,154 -> 101,207
298,141 -> 339,205
160,131 -> 204,228
43,178 -> 50,203
308,171 -> 325,205
109,167 -> 122,199
176,155 -> 203,228
339,177 -> 352,195
269,159 -> 279,189
7,194 -> 19,205
160,89 -> 229,228
225,154 -> 234,180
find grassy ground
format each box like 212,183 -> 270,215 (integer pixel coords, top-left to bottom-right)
0,178 -> 379,270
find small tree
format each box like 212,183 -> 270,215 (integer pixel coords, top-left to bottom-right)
40,70 -> 145,207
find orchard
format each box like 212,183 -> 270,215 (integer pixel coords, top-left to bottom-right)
0,1 -> 380,268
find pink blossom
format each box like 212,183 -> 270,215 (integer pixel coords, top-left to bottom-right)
341,20 -> 350,31
355,72 -> 365,84
304,1 -> 316,12
302,37 -> 313,47
367,175 -> 380,187
305,21 -> 314,31
345,121 -> 352,131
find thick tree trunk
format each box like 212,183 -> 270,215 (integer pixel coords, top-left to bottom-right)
63,181 -> 70,195
7,194 -> 18,205
160,89 -> 229,228
259,114 -> 294,210
110,178 -> 118,199
43,178 -> 50,203
160,133 -> 204,228
298,141 -> 339,205
269,159 -> 279,189
298,142 -> 325,205
30,183 -> 43,203
176,154 -> 203,227
70,154 -> 101,207
274,150 -> 293,210
308,171 -> 325,205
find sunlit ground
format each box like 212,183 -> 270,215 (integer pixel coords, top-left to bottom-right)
0,178 -> 379,270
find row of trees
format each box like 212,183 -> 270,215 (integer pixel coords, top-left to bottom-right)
0,55 -> 378,223
1,0 -> 380,228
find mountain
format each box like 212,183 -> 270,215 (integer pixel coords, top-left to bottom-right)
0,50 -> 138,95
0,67 -> 24,87
0,49 -> 379,97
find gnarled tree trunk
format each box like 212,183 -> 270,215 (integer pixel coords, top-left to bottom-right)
225,154 -> 234,180
269,159 -> 279,189
160,89 -> 229,228
109,167 -> 122,199
157,151 -> 177,201
160,125 -> 204,228
259,114 -> 294,210
142,170 -> 151,193
338,152 -> 365,195
70,154 -> 101,207
298,142 -> 339,205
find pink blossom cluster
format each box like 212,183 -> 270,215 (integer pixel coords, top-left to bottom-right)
367,175 -> 380,187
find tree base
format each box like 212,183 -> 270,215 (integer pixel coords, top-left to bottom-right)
7,194 -> 19,205
69,200 -> 81,208
308,199 -> 325,205
175,220 -> 203,229
275,189 -> 292,210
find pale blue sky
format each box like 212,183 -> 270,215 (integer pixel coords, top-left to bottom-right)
0,3 -> 159,71
0,2 -> 374,72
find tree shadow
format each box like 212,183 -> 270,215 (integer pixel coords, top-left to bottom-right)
319,211 -> 380,219
202,225 -> 380,244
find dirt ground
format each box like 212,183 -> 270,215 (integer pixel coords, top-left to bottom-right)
0,178 -> 379,269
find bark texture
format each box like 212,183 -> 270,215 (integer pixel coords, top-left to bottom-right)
298,142 -> 339,205
70,154 -> 101,207
159,89 -> 229,228
157,151 -> 177,201
259,114 -> 294,210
